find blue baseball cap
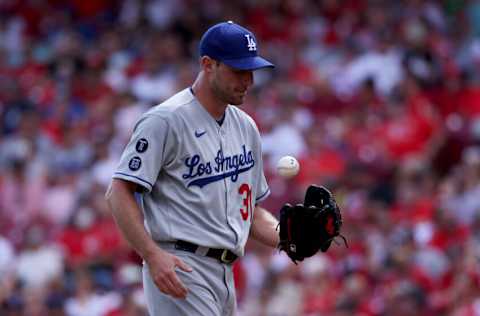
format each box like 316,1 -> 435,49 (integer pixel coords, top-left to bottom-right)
199,21 -> 275,71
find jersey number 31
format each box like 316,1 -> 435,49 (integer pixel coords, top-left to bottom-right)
238,183 -> 252,221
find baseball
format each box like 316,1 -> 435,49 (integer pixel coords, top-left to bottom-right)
276,156 -> 300,178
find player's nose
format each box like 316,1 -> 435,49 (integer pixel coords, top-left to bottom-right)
243,71 -> 253,87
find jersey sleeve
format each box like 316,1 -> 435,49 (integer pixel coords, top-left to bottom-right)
255,172 -> 270,204
113,114 -> 173,192
250,119 -> 270,204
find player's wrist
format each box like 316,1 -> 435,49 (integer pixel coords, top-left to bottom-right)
142,243 -> 163,263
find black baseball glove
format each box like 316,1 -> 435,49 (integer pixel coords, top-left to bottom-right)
278,185 -> 347,263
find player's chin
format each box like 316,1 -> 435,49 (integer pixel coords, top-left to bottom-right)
229,93 -> 247,105
229,99 -> 244,106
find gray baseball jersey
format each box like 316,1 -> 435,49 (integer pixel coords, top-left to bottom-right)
113,88 -> 270,256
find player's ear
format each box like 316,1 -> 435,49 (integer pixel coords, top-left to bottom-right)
200,56 -> 217,74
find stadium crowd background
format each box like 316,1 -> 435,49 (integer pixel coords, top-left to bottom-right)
1,0 -> 480,315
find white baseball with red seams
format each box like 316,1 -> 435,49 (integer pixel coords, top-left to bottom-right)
276,155 -> 300,178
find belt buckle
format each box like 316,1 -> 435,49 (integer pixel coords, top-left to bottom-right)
220,249 -> 235,264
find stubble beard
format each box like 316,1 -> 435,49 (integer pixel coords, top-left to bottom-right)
211,77 -> 244,106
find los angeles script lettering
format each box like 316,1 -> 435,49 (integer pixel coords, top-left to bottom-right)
182,145 -> 254,182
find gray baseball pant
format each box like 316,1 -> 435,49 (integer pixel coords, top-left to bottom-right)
142,245 -> 236,316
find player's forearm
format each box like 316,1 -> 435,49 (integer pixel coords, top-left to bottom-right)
105,179 -> 160,261
250,206 -> 279,248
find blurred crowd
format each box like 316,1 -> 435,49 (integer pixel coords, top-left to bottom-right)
1,0 -> 480,315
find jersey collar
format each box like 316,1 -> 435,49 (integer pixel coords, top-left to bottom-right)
188,87 -> 230,129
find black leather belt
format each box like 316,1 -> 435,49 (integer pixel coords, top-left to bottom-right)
174,240 -> 238,264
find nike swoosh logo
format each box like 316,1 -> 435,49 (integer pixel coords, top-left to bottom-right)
195,130 -> 207,138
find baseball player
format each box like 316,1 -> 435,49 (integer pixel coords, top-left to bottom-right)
106,21 -> 280,315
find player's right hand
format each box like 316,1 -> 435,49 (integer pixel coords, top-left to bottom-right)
146,248 -> 193,299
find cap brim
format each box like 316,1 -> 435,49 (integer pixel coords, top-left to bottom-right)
222,56 -> 275,71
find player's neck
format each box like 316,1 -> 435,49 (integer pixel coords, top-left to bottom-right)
191,78 -> 227,121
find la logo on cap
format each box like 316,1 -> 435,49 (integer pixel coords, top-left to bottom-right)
245,34 -> 256,51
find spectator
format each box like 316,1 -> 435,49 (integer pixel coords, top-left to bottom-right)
0,236 -> 15,304
65,269 -> 121,316
16,224 -> 64,290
